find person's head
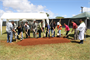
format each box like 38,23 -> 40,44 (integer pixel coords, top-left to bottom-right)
29,21 -> 31,22
25,24 -> 27,27
36,21 -> 38,23
11,21 -> 14,24
79,19 -> 84,23
34,21 -> 36,23
54,21 -> 55,24
21,21 -> 23,23
71,21 -> 74,24
25,22 -> 28,25
25,22 -> 27,24
64,23 -> 66,26
46,23 -> 48,26
41,21 -> 43,23
18,25 -> 21,28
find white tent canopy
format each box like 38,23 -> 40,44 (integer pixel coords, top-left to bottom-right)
1,13 -> 49,20
0,13 -> 49,35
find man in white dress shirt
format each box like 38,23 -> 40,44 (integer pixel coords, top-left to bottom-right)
6,21 -> 16,43
24,22 -> 30,38
76,19 -> 86,44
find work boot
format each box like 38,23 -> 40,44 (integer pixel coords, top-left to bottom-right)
79,40 -> 83,44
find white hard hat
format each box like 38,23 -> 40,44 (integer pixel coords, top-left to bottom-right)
57,22 -> 60,25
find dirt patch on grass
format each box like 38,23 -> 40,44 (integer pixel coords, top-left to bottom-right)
17,37 -> 70,46
0,40 -> 7,43
0,40 -> 16,46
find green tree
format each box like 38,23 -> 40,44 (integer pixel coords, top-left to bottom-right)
46,13 -> 49,17
40,12 -> 49,17
56,16 -> 64,19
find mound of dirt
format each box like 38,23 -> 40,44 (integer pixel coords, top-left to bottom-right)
17,37 -> 70,46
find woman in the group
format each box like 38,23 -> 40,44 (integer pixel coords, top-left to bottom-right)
24,23 -> 30,38
64,23 -> 70,38
57,22 -> 62,37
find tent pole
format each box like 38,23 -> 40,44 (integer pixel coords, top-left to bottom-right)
1,19 -> 2,35
6,19 -> 9,23
0,19 -> 3,35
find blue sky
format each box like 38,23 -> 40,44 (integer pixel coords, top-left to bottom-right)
0,0 -> 90,18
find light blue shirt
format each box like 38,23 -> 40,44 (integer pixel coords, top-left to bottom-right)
24,25 -> 30,31
6,22 -> 13,33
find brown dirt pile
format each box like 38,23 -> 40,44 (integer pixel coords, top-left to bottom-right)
17,37 -> 70,46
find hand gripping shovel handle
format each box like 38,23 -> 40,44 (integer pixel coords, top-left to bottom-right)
52,30 -> 54,36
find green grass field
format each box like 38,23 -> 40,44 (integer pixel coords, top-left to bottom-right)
0,26 -> 90,60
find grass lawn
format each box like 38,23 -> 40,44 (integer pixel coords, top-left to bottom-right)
0,26 -> 90,60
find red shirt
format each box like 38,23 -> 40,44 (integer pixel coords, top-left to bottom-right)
73,22 -> 77,29
65,25 -> 70,31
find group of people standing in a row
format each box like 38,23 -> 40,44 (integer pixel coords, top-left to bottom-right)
6,19 -> 86,44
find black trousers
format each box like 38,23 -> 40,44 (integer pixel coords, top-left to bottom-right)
66,31 -> 69,38
26,29 -> 30,38
38,30 -> 41,38
80,40 -> 83,44
46,31 -> 50,37
28,29 -> 30,37
17,31 -> 21,39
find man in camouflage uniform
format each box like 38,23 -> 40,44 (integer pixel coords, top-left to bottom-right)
13,22 -> 17,40
32,21 -> 38,38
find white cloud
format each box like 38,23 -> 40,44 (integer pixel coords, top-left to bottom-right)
6,10 -> 14,13
62,15 -> 67,17
2,0 -> 45,13
0,9 -> 14,17
46,10 -> 56,18
0,9 -> 4,31
0,9 -> 4,17
80,7 -> 90,12
72,14 -> 76,16
0,0 -> 56,18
